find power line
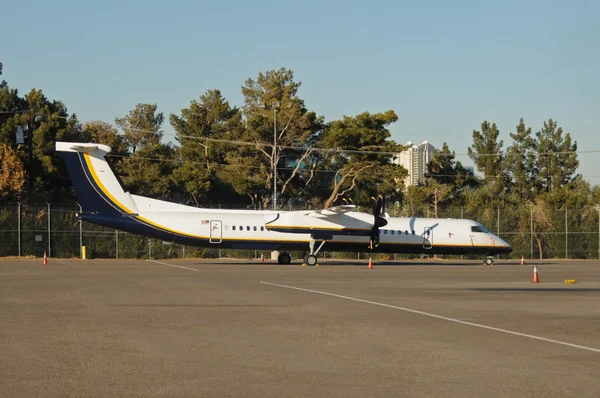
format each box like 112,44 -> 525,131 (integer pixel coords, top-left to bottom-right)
117,126 -> 599,158
106,153 -> 404,175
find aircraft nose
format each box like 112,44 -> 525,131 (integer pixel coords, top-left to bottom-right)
490,235 -> 512,252
498,237 -> 512,252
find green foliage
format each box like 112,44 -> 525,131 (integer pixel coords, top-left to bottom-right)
115,103 -> 178,200
320,110 -> 406,208
1,62 -> 599,260
534,119 -> 578,192
504,119 -> 536,200
229,68 -> 325,209
115,103 -> 164,153
427,142 -> 478,191
468,121 -> 504,182
170,89 -> 244,206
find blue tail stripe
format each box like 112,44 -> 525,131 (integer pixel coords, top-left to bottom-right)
77,153 -> 128,213
61,152 -> 121,215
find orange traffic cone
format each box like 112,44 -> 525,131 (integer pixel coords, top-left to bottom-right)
520,256 -> 525,265
368,257 -> 373,269
42,251 -> 48,265
531,266 -> 539,283
260,254 -> 264,263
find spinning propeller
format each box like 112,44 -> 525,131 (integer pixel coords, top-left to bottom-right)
369,194 -> 388,250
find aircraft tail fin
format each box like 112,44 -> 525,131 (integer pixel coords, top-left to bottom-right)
55,142 -> 139,215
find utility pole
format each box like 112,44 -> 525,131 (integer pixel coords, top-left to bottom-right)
260,101 -> 281,210
273,104 -> 278,210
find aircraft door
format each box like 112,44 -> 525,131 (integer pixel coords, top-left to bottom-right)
209,220 -> 222,244
423,226 -> 433,249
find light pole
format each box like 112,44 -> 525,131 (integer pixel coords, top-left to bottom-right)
260,101 -> 280,210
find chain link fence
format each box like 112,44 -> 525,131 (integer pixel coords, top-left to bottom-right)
1,203 -> 599,260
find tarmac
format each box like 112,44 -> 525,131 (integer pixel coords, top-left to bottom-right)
1,257 -> 599,397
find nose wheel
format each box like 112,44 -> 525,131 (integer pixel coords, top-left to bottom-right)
302,238 -> 326,266
303,254 -> 318,267
485,256 -> 494,266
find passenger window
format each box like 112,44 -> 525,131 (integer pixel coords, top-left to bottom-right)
253,226 -> 257,231
260,226 -> 264,231
225,225 -> 229,231
384,230 -> 388,235
239,226 -> 242,231
411,230 -> 415,235
232,226 -> 236,231
246,226 -> 250,231
405,230 -> 409,235
391,230 -> 395,235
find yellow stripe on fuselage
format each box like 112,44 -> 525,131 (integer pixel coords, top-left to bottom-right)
83,153 -> 205,238
81,155 -> 506,250
83,153 -> 135,214
266,225 -> 370,232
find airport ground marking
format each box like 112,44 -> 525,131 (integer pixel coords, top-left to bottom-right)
260,281 -> 600,354
146,260 -> 199,272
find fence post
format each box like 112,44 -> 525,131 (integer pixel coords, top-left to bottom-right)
497,206 -> 500,260
79,203 -> 83,259
115,230 -> 119,259
47,203 -> 51,258
460,207 -> 464,260
17,202 -> 21,257
530,203 -> 533,260
182,245 -> 185,259
148,239 -> 152,259
565,207 -> 568,259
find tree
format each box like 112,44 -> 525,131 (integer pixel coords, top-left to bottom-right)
468,121 -> 504,182
427,142 -> 477,190
0,143 -> 25,199
424,181 -> 452,218
170,90 -> 244,206
534,119 -> 578,192
120,143 -> 177,200
115,103 -> 164,153
0,63 -> 27,145
225,68 -> 324,209
504,118 -> 536,200
117,104 -> 176,199
0,62 -> 5,89
320,110 -> 406,208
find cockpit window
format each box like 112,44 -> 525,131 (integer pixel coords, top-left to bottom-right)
471,225 -> 490,233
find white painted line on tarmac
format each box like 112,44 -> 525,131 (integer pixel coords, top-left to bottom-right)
146,260 -> 199,272
260,281 -> 600,354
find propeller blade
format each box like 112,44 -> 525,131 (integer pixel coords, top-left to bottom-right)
369,195 -> 386,251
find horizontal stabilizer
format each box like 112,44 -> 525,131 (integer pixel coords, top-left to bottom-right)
56,141 -> 138,215
56,142 -> 112,154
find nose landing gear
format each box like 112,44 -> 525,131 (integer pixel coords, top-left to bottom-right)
302,238 -> 327,267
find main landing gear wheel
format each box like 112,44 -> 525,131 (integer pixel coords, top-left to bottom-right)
303,254 -> 318,267
485,256 -> 494,266
277,252 -> 292,265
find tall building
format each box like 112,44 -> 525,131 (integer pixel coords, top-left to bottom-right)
394,141 -> 436,187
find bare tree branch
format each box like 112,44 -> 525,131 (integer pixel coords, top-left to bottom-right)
278,147 -> 315,200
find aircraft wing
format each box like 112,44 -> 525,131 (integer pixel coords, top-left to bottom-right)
303,205 -> 358,218
264,205 -> 373,238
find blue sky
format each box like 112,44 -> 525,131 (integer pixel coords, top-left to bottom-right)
2,0 -> 599,184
